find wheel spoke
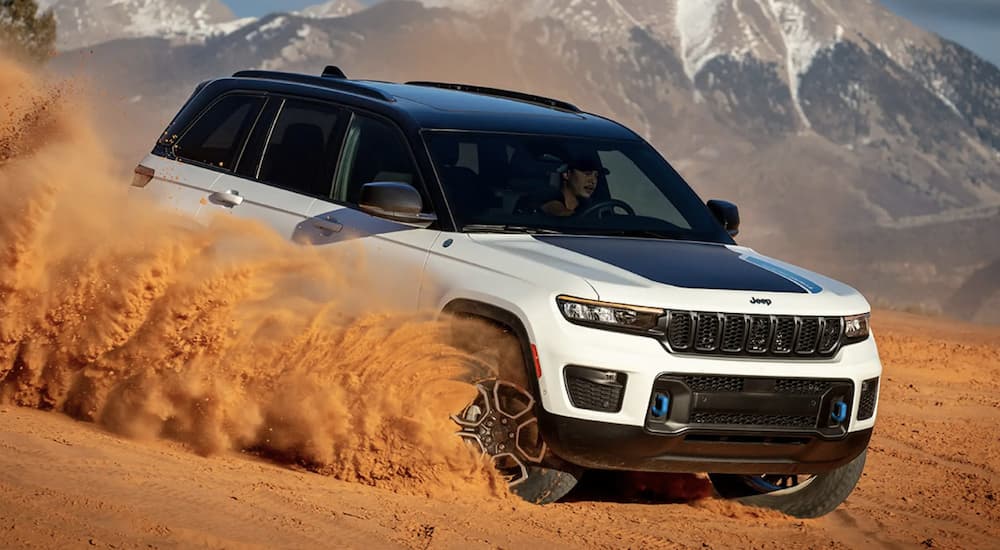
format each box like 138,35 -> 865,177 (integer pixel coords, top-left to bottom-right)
451,379 -> 546,486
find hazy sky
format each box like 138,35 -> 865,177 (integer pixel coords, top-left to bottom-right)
223,0 -> 999,68
880,0 -> 1000,67
227,0 -> 316,16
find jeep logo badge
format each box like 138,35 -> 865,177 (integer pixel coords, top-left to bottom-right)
750,297 -> 772,306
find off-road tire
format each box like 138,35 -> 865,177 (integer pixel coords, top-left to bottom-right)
450,318 -> 581,504
511,463 -> 582,504
708,449 -> 867,518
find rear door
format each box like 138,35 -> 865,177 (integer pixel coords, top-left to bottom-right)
198,96 -> 347,238
301,111 -> 441,310
140,92 -> 266,217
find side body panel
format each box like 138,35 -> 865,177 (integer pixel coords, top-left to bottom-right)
136,154 -> 219,217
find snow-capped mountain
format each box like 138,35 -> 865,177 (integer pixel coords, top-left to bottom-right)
298,0 -> 365,18
50,0 -> 1000,320
38,0 -> 239,50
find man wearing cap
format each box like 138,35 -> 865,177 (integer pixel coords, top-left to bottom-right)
540,157 -> 609,217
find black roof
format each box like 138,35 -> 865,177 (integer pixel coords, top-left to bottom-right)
226,69 -> 640,140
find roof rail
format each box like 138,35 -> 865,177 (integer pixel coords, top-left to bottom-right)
405,81 -> 580,113
231,70 -> 394,102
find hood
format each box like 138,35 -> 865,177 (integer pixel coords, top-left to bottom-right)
468,234 -> 869,316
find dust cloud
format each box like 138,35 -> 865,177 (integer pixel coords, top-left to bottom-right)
0,56 -> 505,498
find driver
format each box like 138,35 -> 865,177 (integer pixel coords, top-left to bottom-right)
540,157 -> 609,217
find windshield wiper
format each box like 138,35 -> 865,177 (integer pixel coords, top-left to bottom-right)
461,224 -> 563,234
559,228 -> 680,240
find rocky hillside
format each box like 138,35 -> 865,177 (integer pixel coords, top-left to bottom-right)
299,0 -> 365,18
38,0 -> 239,50
49,0 -> 1000,321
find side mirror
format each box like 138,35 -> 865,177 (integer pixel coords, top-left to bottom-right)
359,182 -> 438,227
707,199 -> 740,237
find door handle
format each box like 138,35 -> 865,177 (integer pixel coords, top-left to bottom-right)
208,190 -> 244,208
312,216 -> 343,234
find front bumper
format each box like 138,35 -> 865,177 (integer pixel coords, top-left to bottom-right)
533,318 -> 883,432
539,412 -> 872,474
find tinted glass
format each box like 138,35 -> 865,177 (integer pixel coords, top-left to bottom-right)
175,94 -> 264,171
424,131 -> 732,244
257,99 -> 343,196
335,114 -> 427,210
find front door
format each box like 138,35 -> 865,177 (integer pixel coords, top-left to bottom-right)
300,112 -> 440,311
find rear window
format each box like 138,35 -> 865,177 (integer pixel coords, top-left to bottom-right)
174,94 -> 265,171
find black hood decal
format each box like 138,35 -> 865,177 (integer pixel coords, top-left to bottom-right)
533,236 -> 810,294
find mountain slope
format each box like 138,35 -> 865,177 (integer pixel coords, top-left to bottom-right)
299,0 -> 366,18
38,0 -> 238,50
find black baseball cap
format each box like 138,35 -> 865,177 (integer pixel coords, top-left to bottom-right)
564,156 -> 610,175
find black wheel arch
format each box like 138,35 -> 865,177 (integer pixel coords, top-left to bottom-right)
441,299 -> 539,394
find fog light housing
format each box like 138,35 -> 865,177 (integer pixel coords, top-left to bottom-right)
564,366 -> 627,412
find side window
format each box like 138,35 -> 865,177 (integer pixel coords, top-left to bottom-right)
334,114 -> 428,211
257,98 -> 343,197
174,94 -> 264,171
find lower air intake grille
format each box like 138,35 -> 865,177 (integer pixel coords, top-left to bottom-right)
775,379 -> 834,395
564,366 -> 626,413
858,377 -> 879,420
691,412 -> 816,428
681,375 -> 744,393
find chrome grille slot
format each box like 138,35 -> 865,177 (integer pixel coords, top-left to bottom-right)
772,317 -> 795,354
818,318 -> 842,354
667,312 -> 693,350
746,315 -> 771,353
694,313 -> 722,352
795,317 -> 820,354
721,314 -> 747,353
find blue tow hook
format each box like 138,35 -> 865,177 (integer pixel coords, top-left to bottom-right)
651,393 -> 670,418
831,400 -> 848,423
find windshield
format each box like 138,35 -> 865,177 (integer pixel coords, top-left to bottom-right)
424,131 -> 733,243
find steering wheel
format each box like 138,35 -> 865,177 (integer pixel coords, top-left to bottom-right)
578,199 -> 636,218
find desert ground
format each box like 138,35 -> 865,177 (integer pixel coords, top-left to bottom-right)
1,310 -> 997,549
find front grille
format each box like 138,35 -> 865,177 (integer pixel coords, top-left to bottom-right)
564,366 -> 626,412
691,412 -> 816,428
858,377 -> 879,420
664,312 -> 844,358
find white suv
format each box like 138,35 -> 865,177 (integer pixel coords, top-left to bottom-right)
135,67 -> 882,517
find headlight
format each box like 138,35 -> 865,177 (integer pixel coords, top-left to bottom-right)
843,313 -> 870,343
556,295 -> 665,334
